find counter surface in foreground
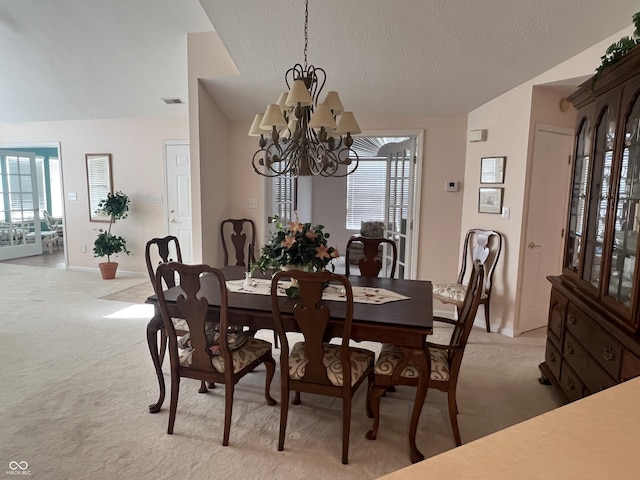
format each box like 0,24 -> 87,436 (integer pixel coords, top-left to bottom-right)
378,376 -> 640,479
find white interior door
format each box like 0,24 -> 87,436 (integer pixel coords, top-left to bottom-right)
0,150 -> 42,260
517,125 -> 573,334
380,139 -> 416,279
165,143 -> 192,263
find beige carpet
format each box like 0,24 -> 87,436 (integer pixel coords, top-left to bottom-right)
0,263 -> 563,479
99,281 -> 155,303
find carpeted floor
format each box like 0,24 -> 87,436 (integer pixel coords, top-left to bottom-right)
0,263 -> 564,479
99,281 -> 155,303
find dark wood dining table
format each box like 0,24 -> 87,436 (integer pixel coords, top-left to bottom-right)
145,266 -> 433,463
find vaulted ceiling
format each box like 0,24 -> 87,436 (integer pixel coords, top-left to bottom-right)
0,1 -> 638,124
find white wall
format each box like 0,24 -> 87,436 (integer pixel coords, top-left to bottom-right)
462,25 -> 635,336
0,116 -> 189,274
187,31 -> 238,266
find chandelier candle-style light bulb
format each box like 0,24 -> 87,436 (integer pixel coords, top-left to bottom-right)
249,0 -> 360,178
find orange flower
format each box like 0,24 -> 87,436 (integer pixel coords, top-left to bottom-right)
282,235 -> 297,248
305,229 -> 318,240
315,244 -> 330,260
330,249 -> 340,258
288,220 -> 304,233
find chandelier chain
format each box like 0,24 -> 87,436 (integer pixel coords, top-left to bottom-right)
249,0 -> 360,177
303,0 -> 308,69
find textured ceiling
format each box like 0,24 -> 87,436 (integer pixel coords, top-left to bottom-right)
0,1 -> 638,124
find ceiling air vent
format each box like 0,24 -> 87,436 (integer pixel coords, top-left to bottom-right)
161,97 -> 184,105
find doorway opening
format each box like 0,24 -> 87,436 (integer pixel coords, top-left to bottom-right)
265,132 -> 423,278
0,145 -> 65,267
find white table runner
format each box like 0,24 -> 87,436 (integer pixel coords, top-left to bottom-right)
226,278 -> 409,304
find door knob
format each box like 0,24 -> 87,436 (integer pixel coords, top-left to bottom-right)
169,208 -> 175,213
169,218 -> 177,223
528,242 -> 541,249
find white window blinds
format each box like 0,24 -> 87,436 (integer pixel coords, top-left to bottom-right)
346,158 -> 386,230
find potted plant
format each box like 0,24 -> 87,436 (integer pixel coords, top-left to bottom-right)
93,191 -> 131,279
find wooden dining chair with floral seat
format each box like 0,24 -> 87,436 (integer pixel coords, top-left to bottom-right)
220,218 -> 256,267
432,228 -> 502,332
366,260 -> 485,447
345,236 -> 398,278
145,236 -> 190,359
156,262 -> 276,445
270,269 -> 375,464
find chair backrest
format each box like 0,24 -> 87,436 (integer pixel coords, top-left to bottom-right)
220,218 -> 256,267
447,260 -> 485,370
42,210 -> 60,231
156,262 -> 231,373
145,236 -> 183,292
457,229 -> 502,295
271,270 -> 354,388
345,236 -> 398,278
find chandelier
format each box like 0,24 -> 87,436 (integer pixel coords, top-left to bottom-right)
248,0 -> 361,178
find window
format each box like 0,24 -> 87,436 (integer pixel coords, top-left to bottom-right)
346,158 -> 387,230
86,153 -> 113,222
48,158 -> 62,217
35,157 -> 47,213
345,136 -> 410,231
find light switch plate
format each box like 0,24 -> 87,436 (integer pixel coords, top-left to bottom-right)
501,207 -> 510,219
247,198 -> 258,209
67,192 -> 77,201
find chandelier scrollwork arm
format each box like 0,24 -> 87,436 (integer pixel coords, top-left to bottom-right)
248,0 -> 361,178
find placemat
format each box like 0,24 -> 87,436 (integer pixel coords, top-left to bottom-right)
226,278 -> 409,304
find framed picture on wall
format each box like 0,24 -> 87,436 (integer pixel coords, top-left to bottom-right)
480,156 -> 506,183
478,187 -> 504,214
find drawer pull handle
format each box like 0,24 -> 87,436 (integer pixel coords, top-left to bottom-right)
567,377 -> 576,390
603,346 -> 616,362
568,314 -> 577,325
566,342 -> 574,355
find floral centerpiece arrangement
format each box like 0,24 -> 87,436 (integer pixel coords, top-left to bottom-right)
256,215 -> 339,273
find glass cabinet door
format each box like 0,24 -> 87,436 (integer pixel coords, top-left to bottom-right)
565,117 -> 591,273
582,106 -> 616,288
607,96 -> 640,308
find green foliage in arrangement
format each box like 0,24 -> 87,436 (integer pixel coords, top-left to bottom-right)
256,214 -> 339,273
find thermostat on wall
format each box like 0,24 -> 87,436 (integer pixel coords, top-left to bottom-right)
446,181 -> 459,192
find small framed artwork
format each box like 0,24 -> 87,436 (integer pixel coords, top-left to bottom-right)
478,187 -> 504,214
480,156 -> 506,184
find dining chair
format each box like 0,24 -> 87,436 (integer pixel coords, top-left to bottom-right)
156,262 -> 276,445
220,218 -> 256,267
367,260 -> 485,447
145,236 -> 189,363
270,269 -> 375,464
432,228 -> 502,332
345,236 -> 398,278
220,219 -> 279,347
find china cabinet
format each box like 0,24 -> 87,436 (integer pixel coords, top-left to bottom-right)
539,47 -> 640,402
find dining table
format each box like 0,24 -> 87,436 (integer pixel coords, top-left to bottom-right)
145,266 -> 433,463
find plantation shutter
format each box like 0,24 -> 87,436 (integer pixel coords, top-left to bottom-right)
346,158 -> 387,230
87,158 -> 111,217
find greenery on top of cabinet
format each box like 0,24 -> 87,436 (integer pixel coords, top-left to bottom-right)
594,11 -> 640,87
